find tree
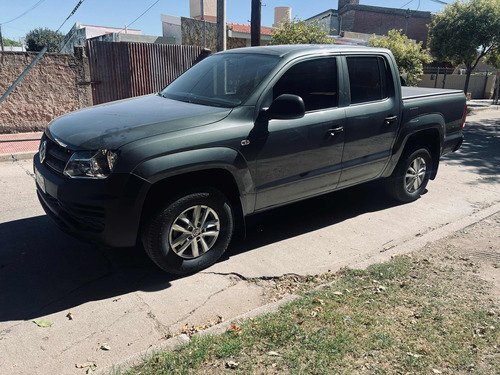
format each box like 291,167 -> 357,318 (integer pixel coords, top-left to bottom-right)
368,29 -> 432,86
2,37 -> 22,47
428,0 -> 500,95
25,27 -> 64,52
270,17 -> 332,45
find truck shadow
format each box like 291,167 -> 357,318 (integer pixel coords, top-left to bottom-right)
0,180 -> 399,322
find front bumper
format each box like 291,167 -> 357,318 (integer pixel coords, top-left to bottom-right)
34,153 -> 151,247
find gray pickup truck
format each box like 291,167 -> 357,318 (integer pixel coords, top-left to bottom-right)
34,45 -> 466,274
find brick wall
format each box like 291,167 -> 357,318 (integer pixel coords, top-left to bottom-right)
341,8 -> 431,47
0,48 -> 92,134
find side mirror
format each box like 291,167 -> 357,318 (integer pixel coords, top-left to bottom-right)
265,94 -> 305,120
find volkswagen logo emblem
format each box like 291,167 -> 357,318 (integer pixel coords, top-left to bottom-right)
39,141 -> 47,163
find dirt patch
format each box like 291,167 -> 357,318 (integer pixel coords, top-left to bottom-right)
418,212 -> 500,301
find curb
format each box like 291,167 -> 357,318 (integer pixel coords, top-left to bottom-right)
95,294 -> 301,374
0,151 -> 36,162
351,201 -> 500,270
468,105 -> 500,114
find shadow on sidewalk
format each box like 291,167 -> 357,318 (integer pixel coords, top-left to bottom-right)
0,181 -> 399,323
443,116 -> 500,184
0,216 -> 170,322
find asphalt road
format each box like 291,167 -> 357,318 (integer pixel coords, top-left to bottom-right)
0,109 -> 499,374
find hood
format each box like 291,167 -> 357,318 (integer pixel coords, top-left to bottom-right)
46,95 -> 231,150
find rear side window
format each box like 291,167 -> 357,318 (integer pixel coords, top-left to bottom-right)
273,58 -> 338,111
347,56 -> 392,104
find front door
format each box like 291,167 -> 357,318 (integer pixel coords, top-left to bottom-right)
254,57 -> 346,210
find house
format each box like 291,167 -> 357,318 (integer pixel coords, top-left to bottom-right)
60,22 -> 173,53
161,1 -> 285,51
307,0 -> 431,47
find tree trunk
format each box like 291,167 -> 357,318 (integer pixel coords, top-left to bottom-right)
464,68 -> 472,98
494,73 -> 500,105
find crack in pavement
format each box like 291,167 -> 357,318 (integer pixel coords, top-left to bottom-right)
169,284 -> 235,328
201,271 -> 303,281
133,292 -> 172,338
13,158 -> 35,180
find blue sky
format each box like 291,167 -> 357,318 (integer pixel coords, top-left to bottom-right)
0,0 -> 449,42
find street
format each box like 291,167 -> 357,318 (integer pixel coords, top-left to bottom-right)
0,108 -> 499,374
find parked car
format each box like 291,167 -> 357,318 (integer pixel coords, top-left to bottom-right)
34,45 -> 466,274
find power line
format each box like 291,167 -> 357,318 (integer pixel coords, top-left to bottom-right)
0,0 -> 46,25
117,0 -> 161,34
55,0 -> 87,33
400,0 -> 415,9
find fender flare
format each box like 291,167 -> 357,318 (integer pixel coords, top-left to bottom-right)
131,147 -> 255,215
382,113 -> 445,178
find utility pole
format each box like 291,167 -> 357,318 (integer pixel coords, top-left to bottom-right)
200,0 -> 206,49
216,0 -> 226,52
251,0 -> 261,47
0,24 -> 5,52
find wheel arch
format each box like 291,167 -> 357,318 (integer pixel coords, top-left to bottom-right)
384,120 -> 444,180
138,167 -> 247,241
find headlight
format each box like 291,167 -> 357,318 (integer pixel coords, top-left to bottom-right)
64,150 -> 118,179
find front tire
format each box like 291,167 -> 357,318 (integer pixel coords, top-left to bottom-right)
387,148 -> 432,203
142,188 -> 234,274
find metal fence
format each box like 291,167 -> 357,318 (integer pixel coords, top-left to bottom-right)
86,41 -> 209,105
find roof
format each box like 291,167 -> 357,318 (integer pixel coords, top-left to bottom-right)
340,4 -> 431,19
219,44 -> 388,59
80,24 -> 141,32
227,23 -> 274,36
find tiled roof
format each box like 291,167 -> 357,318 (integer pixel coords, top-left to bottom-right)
228,23 -> 274,36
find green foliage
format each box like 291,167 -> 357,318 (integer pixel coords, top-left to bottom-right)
368,29 -> 432,86
2,37 -> 22,47
270,17 -> 332,45
485,48 -> 500,70
429,0 -> 500,70
25,27 -> 64,52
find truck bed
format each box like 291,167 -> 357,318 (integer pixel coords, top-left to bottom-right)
402,86 -> 464,100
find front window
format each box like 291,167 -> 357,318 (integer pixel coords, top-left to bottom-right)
272,58 -> 338,112
161,53 -> 280,108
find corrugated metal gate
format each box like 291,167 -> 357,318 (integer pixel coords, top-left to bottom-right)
86,41 -> 208,105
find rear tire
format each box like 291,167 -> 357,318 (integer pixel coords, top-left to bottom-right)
142,188 -> 233,274
387,148 -> 432,203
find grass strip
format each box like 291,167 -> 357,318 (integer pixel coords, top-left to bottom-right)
121,253 -> 499,375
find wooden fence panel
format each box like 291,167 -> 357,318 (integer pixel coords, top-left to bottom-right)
86,41 -> 206,105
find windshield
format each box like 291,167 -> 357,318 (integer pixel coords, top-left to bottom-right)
160,53 -> 280,108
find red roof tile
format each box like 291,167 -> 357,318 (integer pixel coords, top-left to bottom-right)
228,23 -> 274,36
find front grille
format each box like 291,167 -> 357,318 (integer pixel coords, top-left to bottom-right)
43,136 -> 73,175
39,189 -> 105,233
60,202 -> 106,232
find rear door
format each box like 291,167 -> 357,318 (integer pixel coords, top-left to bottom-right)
338,54 -> 401,187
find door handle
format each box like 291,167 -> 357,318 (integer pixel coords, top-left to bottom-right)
328,127 -> 344,136
385,115 -> 398,125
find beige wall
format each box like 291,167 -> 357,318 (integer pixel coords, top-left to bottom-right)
0,48 -> 92,133
418,73 -> 496,99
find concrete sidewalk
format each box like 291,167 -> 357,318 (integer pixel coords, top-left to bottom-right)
0,99 -> 497,162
